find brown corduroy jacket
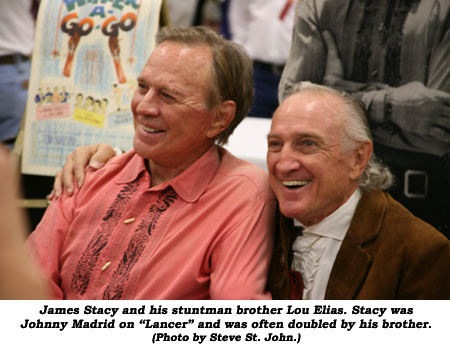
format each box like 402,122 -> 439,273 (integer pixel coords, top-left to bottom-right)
268,189 -> 450,299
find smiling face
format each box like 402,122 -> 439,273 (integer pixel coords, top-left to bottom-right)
132,42 -> 225,184
267,90 -> 364,226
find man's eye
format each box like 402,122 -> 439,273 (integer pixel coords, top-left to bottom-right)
299,140 -> 319,152
268,140 -> 282,148
137,84 -> 147,92
161,91 -> 175,101
301,139 -> 318,148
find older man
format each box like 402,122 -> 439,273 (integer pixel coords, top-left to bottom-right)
28,26 -> 276,300
268,83 -> 449,299
279,0 -> 450,238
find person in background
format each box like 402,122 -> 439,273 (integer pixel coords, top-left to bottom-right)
0,0 -> 37,149
225,0 -> 296,117
0,145 -> 48,299
279,0 -> 450,237
165,0 -> 199,28
268,82 -> 449,299
28,26 -> 276,300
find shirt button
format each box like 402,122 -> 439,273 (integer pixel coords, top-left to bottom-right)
101,261 -> 111,271
124,218 -> 135,224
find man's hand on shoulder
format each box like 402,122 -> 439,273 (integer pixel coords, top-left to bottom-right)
51,143 -> 118,199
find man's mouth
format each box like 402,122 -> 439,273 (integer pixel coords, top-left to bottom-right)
142,126 -> 163,133
282,180 -> 311,189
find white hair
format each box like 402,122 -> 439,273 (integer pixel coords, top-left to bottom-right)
285,82 -> 393,190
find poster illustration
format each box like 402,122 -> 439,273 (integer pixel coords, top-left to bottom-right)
22,0 -> 162,176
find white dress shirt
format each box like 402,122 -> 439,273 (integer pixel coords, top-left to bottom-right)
229,0 -> 296,64
0,0 -> 35,56
291,189 -> 362,299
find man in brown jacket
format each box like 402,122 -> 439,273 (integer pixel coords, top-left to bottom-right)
267,82 -> 449,299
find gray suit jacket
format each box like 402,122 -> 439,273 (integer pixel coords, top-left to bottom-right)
268,189 -> 450,299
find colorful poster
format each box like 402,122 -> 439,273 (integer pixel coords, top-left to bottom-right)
22,0 -> 162,176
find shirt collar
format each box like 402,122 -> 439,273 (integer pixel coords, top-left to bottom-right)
115,150 -> 148,184
116,146 -> 221,203
294,189 -> 362,241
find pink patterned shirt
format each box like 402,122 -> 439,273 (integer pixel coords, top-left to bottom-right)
28,146 -> 276,300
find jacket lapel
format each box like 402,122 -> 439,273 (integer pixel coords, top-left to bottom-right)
268,212 -> 296,299
325,190 -> 387,299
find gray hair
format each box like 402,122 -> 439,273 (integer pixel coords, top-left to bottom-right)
286,82 -> 393,190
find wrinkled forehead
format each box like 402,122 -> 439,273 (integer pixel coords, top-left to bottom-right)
270,91 -> 347,139
276,90 -> 344,120
140,42 -> 215,105
142,42 -> 213,88
150,41 -> 213,69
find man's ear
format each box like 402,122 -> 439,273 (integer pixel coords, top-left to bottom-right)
207,100 -> 236,138
349,141 -> 372,181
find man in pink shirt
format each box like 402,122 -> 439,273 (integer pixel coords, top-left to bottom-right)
28,26 -> 276,299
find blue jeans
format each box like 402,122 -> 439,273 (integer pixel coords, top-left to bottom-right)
0,55 -> 30,147
248,64 -> 281,118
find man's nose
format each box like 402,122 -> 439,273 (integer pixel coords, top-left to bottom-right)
136,89 -> 159,116
276,147 -> 301,173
